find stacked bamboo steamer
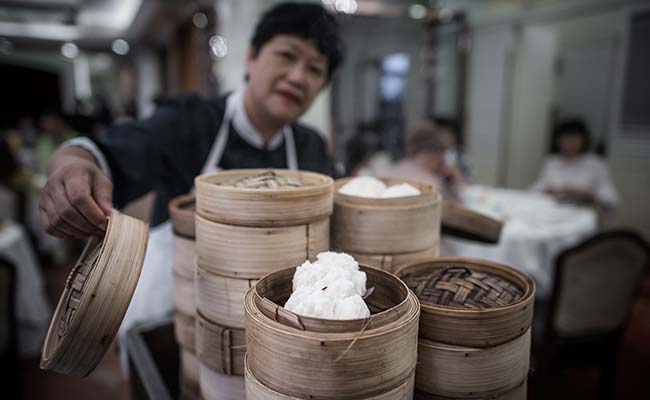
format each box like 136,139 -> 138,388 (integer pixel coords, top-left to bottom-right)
331,177 -> 441,273
168,195 -> 199,399
194,169 -> 333,400
245,265 -> 420,399
396,257 -> 535,400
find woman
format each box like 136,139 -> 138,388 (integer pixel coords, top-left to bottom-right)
39,2 -> 343,354
531,119 -> 619,209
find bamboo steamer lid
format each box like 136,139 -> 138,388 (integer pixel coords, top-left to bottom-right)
195,169 -> 333,227
396,257 -> 535,348
441,200 -> 503,244
169,194 -> 196,239
40,210 -> 149,376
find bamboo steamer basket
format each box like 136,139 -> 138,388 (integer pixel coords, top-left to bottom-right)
195,311 -> 246,376
415,330 -> 530,398
396,257 -> 535,348
414,379 -> 527,400
173,233 -> 195,279
196,214 -> 329,279
195,263 -> 256,329
180,348 -> 199,394
347,247 -> 438,273
195,169 -> 333,227
200,363 -> 245,400
173,272 -> 196,317
174,312 -> 195,351
245,354 -> 416,400
169,194 -> 196,238
332,177 -> 441,254
40,210 -> 149,376
245,265 -> 420,399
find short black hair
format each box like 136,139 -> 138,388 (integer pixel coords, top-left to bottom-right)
551,118 -> 591,154
250,2 -> 343,80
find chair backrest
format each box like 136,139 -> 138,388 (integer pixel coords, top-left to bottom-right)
549,230 -> 649,337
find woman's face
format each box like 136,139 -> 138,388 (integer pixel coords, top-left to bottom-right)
246,35 -> 328,125
558,132 -> 584,157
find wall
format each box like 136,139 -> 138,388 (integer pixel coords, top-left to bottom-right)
465,25 -> 515,185
464,1 -> 650,237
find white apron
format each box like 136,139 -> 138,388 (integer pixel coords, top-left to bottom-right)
118,90 -> 298,371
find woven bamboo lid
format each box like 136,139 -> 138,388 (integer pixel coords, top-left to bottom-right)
40,210 -> 149,376
396,257 -> 535,347
195,169 -> 333,227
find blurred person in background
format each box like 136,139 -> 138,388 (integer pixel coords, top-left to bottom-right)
39,1 -> 342,365
345,123 -> 391,176
378,121 -> 466,201
430,116 -> 471,180
531,118 -> 619,210
36,111 -> 77,175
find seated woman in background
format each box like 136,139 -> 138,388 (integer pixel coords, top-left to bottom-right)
377,121 -> 465,201
531,119 -> 619,210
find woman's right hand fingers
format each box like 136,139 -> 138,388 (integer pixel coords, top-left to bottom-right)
40,162 -> 113,239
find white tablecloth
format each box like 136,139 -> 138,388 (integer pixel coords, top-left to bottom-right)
0,221 -> 51,357
442,185 -> 598,298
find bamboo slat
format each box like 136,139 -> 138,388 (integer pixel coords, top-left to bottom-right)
414,379 -> 527,400
169,194 -> 196,239
195,264 -> 256,329
415,330 -> 530,398
346,246 -> 438,273
173,272 -> 196,317
195,169 -> 333,227
332,177 -> 441,254
173,233 -> 195,279
196,214 -> 329,279
245,354 -> 417,400
195,312 -> 246,376
40,210 -> 149,376
396,257 -> 535,348
174,312 -> 195,351
199,363 -> 245,400
245,265 -> 420,399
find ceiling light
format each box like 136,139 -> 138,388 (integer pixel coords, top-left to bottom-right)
61,42 -> 79,59
209,35 -> 228,58
193,12 -> 208,29
111,39 -> 130,55
409,4 -> 427,20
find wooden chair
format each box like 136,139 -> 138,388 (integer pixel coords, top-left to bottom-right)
534,230 -> 650,400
